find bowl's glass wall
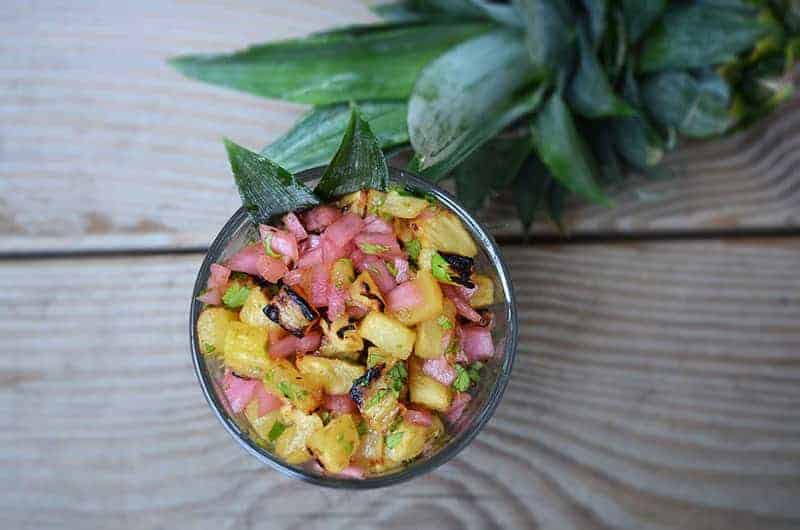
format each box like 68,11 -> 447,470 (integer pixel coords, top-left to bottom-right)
189,167 -> 518,488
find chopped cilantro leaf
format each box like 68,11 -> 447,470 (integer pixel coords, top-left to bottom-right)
453,364 -> 471,392
277,381 -> 293,399
263,232 -> 280,258
385,431 -> 404,449
268,421 -> 287,442
230,271 -> 250,282
437,315 -> 453,330
356,420 -> 368,436
385,260 -> 397,277
430,252 -> 453,284
387,362 -> 407,396
203,342 -> 216,353
404,239 -> 421,262
222,284 -> 250,308
359,242 -> 390,255
320,411 -> 332,425
366,388 -> 388,409
367,350 -> 384,367
468,362 -> 483,384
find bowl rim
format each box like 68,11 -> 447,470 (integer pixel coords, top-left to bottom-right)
189,166 -> 518,489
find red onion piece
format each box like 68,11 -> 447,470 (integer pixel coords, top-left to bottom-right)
422,357 -> 457,386
303,205 -> 341,233
225,243 -> 263,276
282,211 -> 308,241
461,325 -> 494,362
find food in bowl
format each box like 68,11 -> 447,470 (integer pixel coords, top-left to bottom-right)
196,187 -> 497,478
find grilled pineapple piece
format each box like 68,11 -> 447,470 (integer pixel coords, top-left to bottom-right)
244,401 -> 282,442
337,190 -> 367,216
366,190 -> 387,216
350,365 -> 404,433
239,288 -> 280,331
223,322 -> 270,378
197,307 -> 237,356
353,428 -> 384,467
381,189 -> 429,219
349,271 -> 385,313
307,414 -> 360,473
263,284 -> 318,337
262,358 -> 322,413
412,209 -> 477,257
319,317 -> 363,360
390,270 -> 443,326
274,405 -> 323,465
359,311 -> 416,359
408,357 -> 453,412
296,356 -> 365,395
384,418 -> 429,463
469,274 -> 495,308
414,300 -> 457,359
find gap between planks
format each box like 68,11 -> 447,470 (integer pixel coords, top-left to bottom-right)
2,228 -> 800,261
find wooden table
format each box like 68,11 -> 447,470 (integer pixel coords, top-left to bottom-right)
3,2 -> 799,529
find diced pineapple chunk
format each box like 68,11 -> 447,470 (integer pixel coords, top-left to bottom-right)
319,317 -> 363,360
408,357 -> 453,411
262,358 -> 322,413
239,288 -> 279,331
353,428 -> 384,466
359,312 -> 416,359
337,190 -> 367,216
348,271 -> 385,313
413,209 -> 478,257
361,385 -> 403,433
470,274 -> 495,308
366,190 -> 387,216
414,300 -> 457,359
390,270 -> 443,326
296,356 -> 365,395
416,245 -> 436,273
274,406 -> 323,465
244,401 -> 282,442
393,218 -> 414,243
223,322 -> 270,378
384,419 -> 429,463
307,414 -> 360,473
197,307 -> 237,356
381,190 -> 429,219
330,258 -> 355,290
366,346 -> 388,368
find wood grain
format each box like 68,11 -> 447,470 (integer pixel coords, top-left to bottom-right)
2,1 -> 800,253
2,242 -> 799,529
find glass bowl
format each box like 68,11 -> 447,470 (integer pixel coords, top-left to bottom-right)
189,166 -> 518,488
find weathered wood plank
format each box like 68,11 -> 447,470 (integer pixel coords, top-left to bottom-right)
2,242 -> 799,529
2,1 -> 800,253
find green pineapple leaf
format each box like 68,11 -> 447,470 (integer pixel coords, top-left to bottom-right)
262,101 -> 408,174
170,23 -> 490,104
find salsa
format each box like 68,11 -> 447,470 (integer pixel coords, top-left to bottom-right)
196,187 -> 496,478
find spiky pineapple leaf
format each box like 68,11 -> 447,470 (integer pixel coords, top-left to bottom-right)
408,29 -> 544,181
620,0 -> 665,44
513,155 -> 552,231
638,4 -> 773,73
453,134 -> 533,211
579,0 -> 607,48
567,25 -> 634,118
262,101 -> 408,174
610,68 -> 665,169
514,0 -> 575,75
225,139 -> 320,225
170,23 -> 490,104
375,0 -> 522,27
531,91 -> 611,205
641,70 -> 734,139
315,106 -> 389,200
